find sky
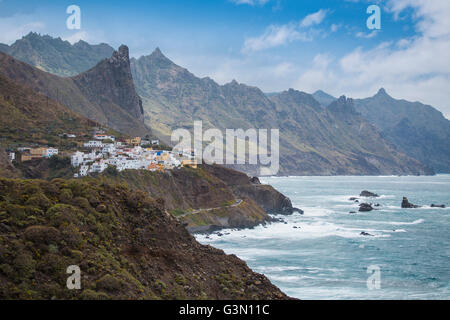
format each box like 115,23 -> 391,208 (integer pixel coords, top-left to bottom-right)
1,0 -> 450,118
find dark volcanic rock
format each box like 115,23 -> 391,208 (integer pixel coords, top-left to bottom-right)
292,208 -> 304,215
401,197 -> 420,208
359,203 -> 374,212
360,190 -> 379,197
204,165 -> 302,215
250,176 -> 261,184
360,232 -> 374,236
431,204 -> 446,208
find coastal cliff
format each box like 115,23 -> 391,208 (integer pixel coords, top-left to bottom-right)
100,164 -> 300,233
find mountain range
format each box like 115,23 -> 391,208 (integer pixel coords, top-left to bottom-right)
0,32 -> 114,77
129,47 -> 432,175
1,33 -> 449,175
353,89 -> 450,173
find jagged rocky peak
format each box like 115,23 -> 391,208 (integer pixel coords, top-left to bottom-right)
152,47 -> 163,56
277,88 -> 323,109
328,95 -> 357,114
375,87 -> 392,98
148,47 -> 172,62
72,43 -> 145,123
110,44 -> 131,65
377,87 -> 387,95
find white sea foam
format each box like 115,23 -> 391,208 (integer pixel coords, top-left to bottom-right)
255,266 -> 302,272
386,219 -> 425,226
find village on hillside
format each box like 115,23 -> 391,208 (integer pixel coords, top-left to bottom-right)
7,129 -> 198,177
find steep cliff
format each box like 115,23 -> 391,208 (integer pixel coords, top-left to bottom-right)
100,164 -> 300,233
73,45 -> 145,124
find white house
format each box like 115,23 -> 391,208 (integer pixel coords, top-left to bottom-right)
44,148 -> 58,158
89,162 -> 107,173
151,139 -> 160,145
84,141 -> 104,148
71,152 -> 85,167
94,134 -> 115,142
8,152 -> 15,162
102,144 -> 116,155
79,165 -> 89,176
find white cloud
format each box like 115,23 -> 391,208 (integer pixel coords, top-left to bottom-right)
0,14 -> 44,44
355,30 -> 379,38
230,0 -> 270,6
300,9 -> 328,27
293,0 -> 450,118
330,24 -> 340,32
242,9 -> 328,53
63,31 -> 90,44
242,23 -> 311,53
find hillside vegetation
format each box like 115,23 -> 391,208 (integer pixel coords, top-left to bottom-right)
0,74 -> 104,150
0,178 -> 287,300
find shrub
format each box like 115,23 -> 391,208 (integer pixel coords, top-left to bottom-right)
96,274 -> 124,292
24,225 -> 60,245
25,193 -> 53,211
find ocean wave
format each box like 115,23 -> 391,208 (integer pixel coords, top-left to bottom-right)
386,219 -> 425,226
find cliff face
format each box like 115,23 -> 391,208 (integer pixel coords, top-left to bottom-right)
73,45 -> 145,124
202,165 -> 299,215
0,178 -> 288,300
101,165 -> 299,233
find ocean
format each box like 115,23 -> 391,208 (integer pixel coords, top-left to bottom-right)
195,175 -> 450,300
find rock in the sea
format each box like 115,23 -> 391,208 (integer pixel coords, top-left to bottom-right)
401,197 -> 420,208
359,203 -> 374,212
349,211 -> 357,214
431,204 -> 446,208
360,232 -> 374,236
250,176 -> 261,184
349,197 -> 358,201
360,190 -> 379,197
293,208 -> 304,215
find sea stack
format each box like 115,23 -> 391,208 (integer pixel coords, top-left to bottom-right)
401,197 -> 420,208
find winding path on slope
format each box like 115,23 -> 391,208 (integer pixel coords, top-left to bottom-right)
179,199 -> 243,217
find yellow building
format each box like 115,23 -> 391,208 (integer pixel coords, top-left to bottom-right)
181,159 -> 198,169
21,147 -> 46,162
127,137 -> 141,146
155,153 -> 170,162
